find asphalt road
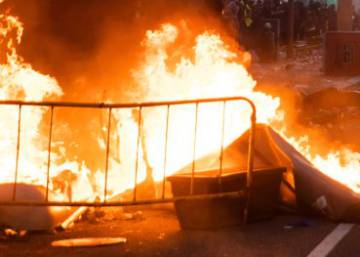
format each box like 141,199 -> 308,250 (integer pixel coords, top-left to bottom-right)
0,205 -> 357,257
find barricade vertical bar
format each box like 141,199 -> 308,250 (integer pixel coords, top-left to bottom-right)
243,105 -> 257,224
218,101 -> 227,189
12,105 -> 22,201
45,106 -> 54,202
247,112 -> 256,188
162,105 -> 170,200
190,102 -> 199,195
133,106 -> 143,202
104,108 -> 112,202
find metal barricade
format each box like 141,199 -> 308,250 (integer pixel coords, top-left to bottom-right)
0,97 -> 256,221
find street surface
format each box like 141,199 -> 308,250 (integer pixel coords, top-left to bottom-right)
1,205 -> 357,257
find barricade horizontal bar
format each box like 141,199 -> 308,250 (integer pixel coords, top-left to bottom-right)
0,191 -> 246,207
0,96 -> 256,112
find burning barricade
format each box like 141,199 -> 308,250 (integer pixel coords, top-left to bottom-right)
1,3 -> 360,235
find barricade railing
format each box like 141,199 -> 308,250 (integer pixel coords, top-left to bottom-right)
0,96 -> 256,222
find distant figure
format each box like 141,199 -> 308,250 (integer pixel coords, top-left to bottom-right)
353,10 -> 360,31
295,1 -> 307,40
327,5 -> 338,31
222,0 -> 241,42
258,22 -> 276,62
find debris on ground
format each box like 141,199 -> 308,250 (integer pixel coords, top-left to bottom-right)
51,237 -> 127,247
283,219 -> 314,230
0,228 -> 27,240
84,207 -> 144,224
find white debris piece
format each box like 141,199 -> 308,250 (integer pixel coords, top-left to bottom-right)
0,183 -> 73,231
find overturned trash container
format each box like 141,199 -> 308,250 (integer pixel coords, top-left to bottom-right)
168,167 -> 285,230
168,125 -> 287,230
169,123 -> 360,229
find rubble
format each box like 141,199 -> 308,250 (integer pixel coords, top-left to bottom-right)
84,207 -> 144,224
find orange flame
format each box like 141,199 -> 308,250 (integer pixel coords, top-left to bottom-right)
127,23 -> 360,194
131,24 -> 280,181
1,11 -> 360,202
0,13 -> 93,201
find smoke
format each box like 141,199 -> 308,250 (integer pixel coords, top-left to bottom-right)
4,0 -> 225,102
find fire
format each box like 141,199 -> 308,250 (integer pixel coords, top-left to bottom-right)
1,6 -> 360,203
283,134 -> 360,193
88,24 -> 280,199
131,23 -> 280,182
0,13 -> 60,184
129,23 -> 360,194
0,12 -> 93,201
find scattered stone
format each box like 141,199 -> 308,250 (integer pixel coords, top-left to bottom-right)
0,228 -> 27,240
121,211 -> 144,221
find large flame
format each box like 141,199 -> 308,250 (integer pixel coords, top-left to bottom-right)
1,8 -> 360,203
0,12 -> 93,201
132,24 -> 280,179
128,23 -> 360,194
0,14 -> 61,184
